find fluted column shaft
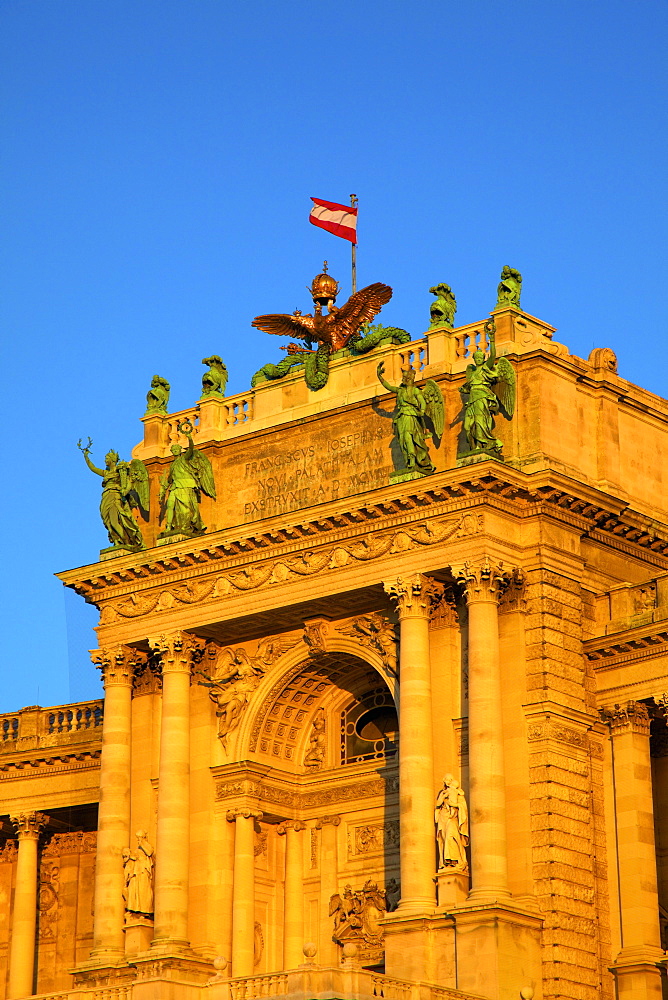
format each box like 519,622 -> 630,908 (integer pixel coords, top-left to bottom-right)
149,632 -> 199,949
8,812 -> 48,999
384,574 -> 439,912
603,701 -> 663,997
89,646 -> 136,960
278,821 -> 305,970
457,560 -> 511,902
229,809 -> 261,976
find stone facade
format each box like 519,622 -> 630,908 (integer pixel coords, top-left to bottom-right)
1,304 -> 668,998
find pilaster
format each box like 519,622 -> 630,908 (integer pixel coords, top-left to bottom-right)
602,700 -> 664,998
278,820 -> 306,970
228,808 -> 262,977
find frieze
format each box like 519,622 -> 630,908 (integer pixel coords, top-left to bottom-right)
64,467 -> 668,612
100,512 -> 481,623
301,775 -> 398,810
527,721 -> 602,755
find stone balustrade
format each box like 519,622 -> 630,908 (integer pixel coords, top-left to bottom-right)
0,700 -> 103,751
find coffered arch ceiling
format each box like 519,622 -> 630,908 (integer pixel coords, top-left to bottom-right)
244,651 -> 395,769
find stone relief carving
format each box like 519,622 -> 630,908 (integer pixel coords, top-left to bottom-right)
587,347 -> 618,373
122,830 -> 154,916
42,831 -> 97,857
329,880 -> 389,965
198,635 -> 299,748
101,513 -> 482,623
0,839 -> 18,863
336,614 -> 397,675
348,821 -> 399,857
303,707 -> 326,769
37,860 -> 60,939
435,774 -> 469,872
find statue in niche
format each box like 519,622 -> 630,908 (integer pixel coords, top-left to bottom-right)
459,318 -> 515,455
494,266 -> 522,311
78,438 -> 149,550
201,356 -> 229,398
435,774 -> 469,871
303,707 -> 326,769
428,283 -> 457,329
144,375 -> 171,415
159,419 -> 216,536
376,362 -> 444,474
122,830 -> 154,915
385,877 -> 400,912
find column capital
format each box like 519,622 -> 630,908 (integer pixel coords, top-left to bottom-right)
90,644 -> 145,686
226,808 -> 263,823
454,558 -> 522,605
383,573 -> 443,618
148,632 -> 204,674
277,820 -> 306,835
314,815 -> 341,829
11,811 -> 49,841
600,700 -> 651,736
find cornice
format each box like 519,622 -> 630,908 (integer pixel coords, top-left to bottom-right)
585,621 -> 668,668
57,467 -> 668,606
0,749 -> 101,781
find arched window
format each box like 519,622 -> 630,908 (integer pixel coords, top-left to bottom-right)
341,688 -> 398,765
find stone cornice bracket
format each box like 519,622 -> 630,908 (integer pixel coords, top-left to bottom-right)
11,811 -> 49,841
314,815 -> 341,830
454,557 -> 520,605
277,820 -> 306,835
148,632 -> 204,677
600,700 -> 651,736
383,573 -> 443,619
90,645 -> 146,686
226,808 -> 263,823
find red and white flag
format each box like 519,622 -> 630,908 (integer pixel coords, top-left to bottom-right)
309,197 -> 358,244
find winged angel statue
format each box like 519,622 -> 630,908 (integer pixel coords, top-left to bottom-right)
459,318 -> 516,455
78,439 -> 149,550
159,420 -> 216,536
377,362 -> 444,474
252,267 -> 393,391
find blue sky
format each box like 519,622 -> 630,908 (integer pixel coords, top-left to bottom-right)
1,0 -> 666,712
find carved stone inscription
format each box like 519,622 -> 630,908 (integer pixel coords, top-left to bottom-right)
239,424 -> 393,521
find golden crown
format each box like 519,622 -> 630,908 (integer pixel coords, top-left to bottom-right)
310,261 -> 340,303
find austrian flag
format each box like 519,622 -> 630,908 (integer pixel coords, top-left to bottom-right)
309,197 -> 358,244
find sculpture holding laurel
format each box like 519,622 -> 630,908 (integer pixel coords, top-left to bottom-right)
459,318 -> 515,456
159,419 -> 216,536
78,438 -> 149,550
377,362 -> 444,474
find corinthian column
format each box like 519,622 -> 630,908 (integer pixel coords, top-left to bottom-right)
602,701 -> 663,999
228,808 -> 262,976
384,573 -> 440,912
456,558 -> 513,902
148,632 -> 201,951
89,645 -> 139,961
278,821 -> 305,970
8,811 -> 49,999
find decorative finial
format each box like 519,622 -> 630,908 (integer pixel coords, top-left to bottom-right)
322,260 -> 328,273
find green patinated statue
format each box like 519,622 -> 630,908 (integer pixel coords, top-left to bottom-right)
429,284 -> 457,329
159,420 -> 216,536
78,439 -> 149,550
494,266 -> 522,311
459,319 -> 515,455
144,375 -> 170,415
376,362 -> 444,474
201,356 -> 228,398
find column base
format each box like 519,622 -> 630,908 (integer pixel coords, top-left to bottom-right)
383,909 -> 456,985
450,900 -> 543,1000
611,948 -> 665,999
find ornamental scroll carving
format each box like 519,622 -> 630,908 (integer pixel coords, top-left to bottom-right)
336,614 -> 397,675
197,635 -> 300,748
384,573 -> 443,616
100,513 -> 481,623
600,700 -> 651,735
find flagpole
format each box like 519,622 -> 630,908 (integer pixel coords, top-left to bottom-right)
350,193 -> 358,294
